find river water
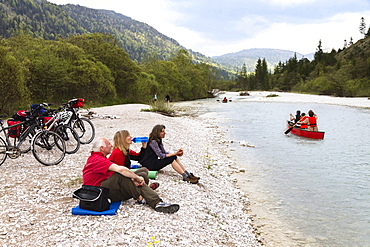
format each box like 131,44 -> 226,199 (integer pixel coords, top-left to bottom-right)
189,93 -> 370,246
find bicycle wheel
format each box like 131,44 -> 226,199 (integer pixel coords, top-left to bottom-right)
17,130 -> 34,153
32,130 -> 65,166
55,124 -> 80,154
72,117 -> 95,144
0,137 -> 7,166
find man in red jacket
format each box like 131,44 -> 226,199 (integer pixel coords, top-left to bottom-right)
82,137 -> 179,214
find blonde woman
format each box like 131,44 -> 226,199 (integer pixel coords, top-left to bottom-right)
109,130 -> 159,190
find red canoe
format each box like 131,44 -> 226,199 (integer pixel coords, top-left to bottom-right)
287,124 -> 325,140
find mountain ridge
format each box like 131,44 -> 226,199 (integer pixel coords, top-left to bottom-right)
212,48 -> 314,72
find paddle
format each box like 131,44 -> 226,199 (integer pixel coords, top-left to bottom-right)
285,121 -> 299,134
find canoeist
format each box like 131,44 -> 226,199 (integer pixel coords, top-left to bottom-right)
298,113 -> 308,129
222,97 -> 228,103
290,110 -> 301,123
304,110 -> 318,131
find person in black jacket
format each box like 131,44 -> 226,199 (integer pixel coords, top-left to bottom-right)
290,110 -> 301,123
140,124 -> 200,184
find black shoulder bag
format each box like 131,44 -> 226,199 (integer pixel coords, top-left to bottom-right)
73,185 -> 111,212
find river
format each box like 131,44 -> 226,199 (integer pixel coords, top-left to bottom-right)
183,92 -> 370,246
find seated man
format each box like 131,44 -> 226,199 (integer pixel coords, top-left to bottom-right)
82,137 -> 179,214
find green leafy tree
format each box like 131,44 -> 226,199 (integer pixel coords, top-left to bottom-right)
70,59 -> 116,103
0,45 -> 30,114
3,34 -> 116,105
129,72 -> 159,102
170,50 -> 209,99
65,33 -> 141,102
141,57 -> 184,101
140,50 -> 211,101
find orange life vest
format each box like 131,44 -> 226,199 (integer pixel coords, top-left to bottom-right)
308,116 -> 317,127
300,116 -> 308,129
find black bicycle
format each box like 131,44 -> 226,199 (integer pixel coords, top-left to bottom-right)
60,98 -> 95,144
0,105 -> 66,166
42,109 -> 80,154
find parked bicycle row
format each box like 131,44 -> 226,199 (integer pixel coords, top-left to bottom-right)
0,98 -> 95,166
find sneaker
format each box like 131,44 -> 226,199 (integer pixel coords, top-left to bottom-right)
137,198 -> 146,204
189,173 -> 200,180
183,176 -> 199,184
149,182 -> 160,190
155,202 -> 180,214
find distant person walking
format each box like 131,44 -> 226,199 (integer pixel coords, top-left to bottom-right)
165,94 -> 170,102
165,94 -> 171,106
153,93 -> 157,104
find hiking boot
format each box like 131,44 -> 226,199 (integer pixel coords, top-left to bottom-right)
155,202 -> 180,214
183,176 -> 199,184
189,173 -> 200,180
149,182 -> 160,190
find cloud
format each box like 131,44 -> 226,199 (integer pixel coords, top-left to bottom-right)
236,15 -> 271,37
47,0 -> 370,57
266,0 -> 316,6
195,11 -> 370,56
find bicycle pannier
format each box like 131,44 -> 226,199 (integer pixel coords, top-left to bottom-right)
7,120 -> 21,138
13,110 -> 30,121
43,116 -> 54,125
30,104 -> 46,117
73,185 -> 110,212
72,98 -> 84,108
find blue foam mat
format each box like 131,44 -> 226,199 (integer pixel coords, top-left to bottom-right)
72,201 -> 121,216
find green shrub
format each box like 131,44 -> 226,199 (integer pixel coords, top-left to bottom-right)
141,101 -> 175,117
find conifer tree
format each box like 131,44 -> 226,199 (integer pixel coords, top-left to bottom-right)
359,17 -> 367,37
255,58 -> 269,90
314,39 -> 323,62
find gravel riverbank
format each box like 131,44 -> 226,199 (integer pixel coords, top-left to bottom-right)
0,103 -> 260,247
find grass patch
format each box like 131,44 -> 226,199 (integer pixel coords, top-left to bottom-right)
141,101 -> 175,117
266,93 -> 279,98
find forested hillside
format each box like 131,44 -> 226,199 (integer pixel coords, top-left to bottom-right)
0,0 -> 227,114
60,5 -> 188,63
0,0 -> 224,69
0,0 -> 86,39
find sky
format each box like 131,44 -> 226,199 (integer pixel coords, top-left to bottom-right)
47,0 -> 370,57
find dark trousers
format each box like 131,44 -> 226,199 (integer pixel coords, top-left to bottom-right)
101,173 -> 162,209
134,167 -> 149,184
144,156 -> 177,171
